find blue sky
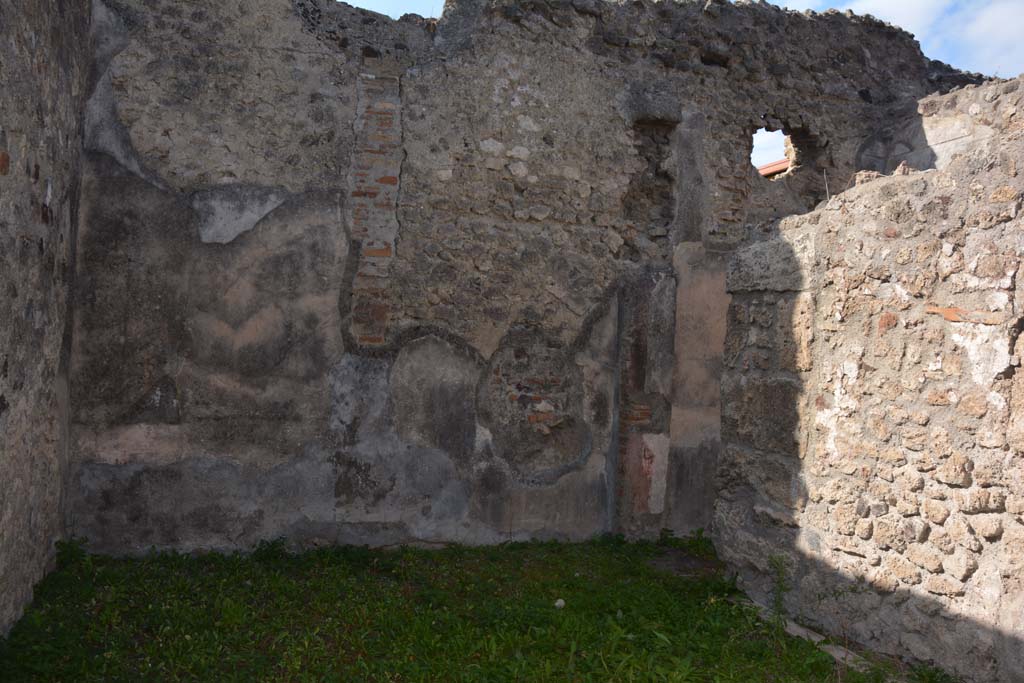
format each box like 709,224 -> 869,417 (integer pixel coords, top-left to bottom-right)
347,0 -> 445,19
780,0 -> 1024,78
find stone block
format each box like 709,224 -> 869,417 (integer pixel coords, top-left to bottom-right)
906,543 -> 945,574
924,574 -> 966,597
726,228 -> 815,293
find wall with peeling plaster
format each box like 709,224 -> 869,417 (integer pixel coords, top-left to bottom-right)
4,0 -> 1024,678
66,0 -> 976,556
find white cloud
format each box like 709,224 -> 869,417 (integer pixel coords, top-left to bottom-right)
769,0 -> 1024,77
958,0 -> 1024,76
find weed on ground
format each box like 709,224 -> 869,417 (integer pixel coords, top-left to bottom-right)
0,536 -> 955,682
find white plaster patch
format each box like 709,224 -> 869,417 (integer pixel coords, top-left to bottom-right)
192,186 -> 288,244
952,324 -> 1011,385
985,291 -> 1010,311
642,433 -> 670,515
474,424 -> 493,453
988,390 -> 1008,412
817,352 -> 864,462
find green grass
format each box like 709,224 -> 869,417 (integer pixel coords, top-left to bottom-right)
0,535 -> 951,682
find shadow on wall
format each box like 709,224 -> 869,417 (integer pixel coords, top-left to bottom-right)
54,0 -> 1022,678
715,97 -> 1024,682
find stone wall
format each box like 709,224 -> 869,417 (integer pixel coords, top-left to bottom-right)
66,0 -> 971,553
0,1 -> 91,633
4,0 -> 1022,678
717,76 -> 1024,682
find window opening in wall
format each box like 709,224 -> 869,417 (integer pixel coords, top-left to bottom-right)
751,128 -> 789,179
342,0 -> 443,19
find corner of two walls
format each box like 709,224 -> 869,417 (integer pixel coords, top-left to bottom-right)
11,2 -> 1020,680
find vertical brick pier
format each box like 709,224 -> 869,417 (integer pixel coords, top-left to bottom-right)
346,57 -> 405,347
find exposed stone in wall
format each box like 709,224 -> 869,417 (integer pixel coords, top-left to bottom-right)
0,1 -> 91,634
717,76 -> 1024,683
66,0 -> 979,555
385,0 -> 975,356
6,0 -> 1021,677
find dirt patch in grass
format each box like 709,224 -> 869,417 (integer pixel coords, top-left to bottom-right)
647,548 -> 722,579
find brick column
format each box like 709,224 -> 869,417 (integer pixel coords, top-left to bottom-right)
346,58 -> 404,347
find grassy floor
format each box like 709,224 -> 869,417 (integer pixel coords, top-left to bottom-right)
0,536 -> 954,682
